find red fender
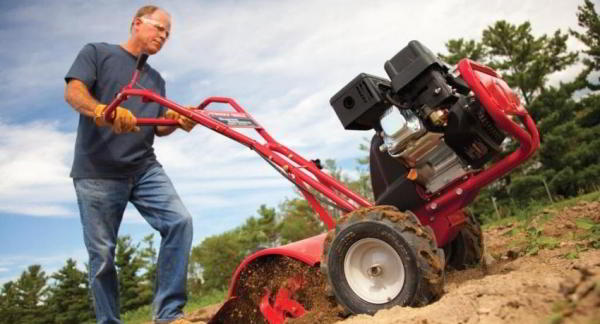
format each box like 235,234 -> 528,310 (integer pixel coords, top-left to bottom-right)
227,233 -> 327,298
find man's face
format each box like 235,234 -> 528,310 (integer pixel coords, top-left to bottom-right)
133,10 -> 171,54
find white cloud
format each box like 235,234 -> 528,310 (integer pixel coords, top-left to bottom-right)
0,0 -> 583,102
0,118 -> 301,221
0,121 -> 75,217
0,249 -> 89,285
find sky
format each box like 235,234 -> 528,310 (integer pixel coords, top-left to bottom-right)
0,0 -> 589,284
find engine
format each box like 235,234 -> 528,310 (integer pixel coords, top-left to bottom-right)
330,41 -> 506,197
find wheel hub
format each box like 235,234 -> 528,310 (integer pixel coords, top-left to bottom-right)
343,238 -> 405,304
367,264 -> 383,277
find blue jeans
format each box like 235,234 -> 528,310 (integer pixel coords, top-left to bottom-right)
74,166 -> 193,324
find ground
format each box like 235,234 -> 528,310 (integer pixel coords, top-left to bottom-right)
183,200 -> 600,324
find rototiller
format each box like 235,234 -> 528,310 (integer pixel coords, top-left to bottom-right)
100,40 -> 539,323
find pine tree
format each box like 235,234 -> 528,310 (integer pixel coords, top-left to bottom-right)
438,38 -> 487,65
115,235 -> 144,312
571,0 -> 600,87
130,234 -> 157,308
15,265 -> 50,324
0,281 -> 20,324
536,0 -> 600,197
482,21 -> 577,105
46,259 -> 94,324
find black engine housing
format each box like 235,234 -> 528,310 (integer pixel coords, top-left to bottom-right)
330,40 -> 506,203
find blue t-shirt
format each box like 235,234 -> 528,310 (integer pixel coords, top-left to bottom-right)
65,43 -> 166,178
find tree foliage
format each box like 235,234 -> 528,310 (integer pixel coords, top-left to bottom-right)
486,21 -> 576,105
438,3 -> 600,222
439,38 -> 487,65
130,234 -> 158,309
0,235 -> 163,323
115,235 -> 147,312
46,259 -> 94,324
277,198 -> 324,244
0,282 -> 20,324
14,265 -> 50,324
571,0 -> 600,83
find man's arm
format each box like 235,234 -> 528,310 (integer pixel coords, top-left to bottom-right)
65,78 -> 189,136
64,79 -> 99,117
65,79 -> 140,133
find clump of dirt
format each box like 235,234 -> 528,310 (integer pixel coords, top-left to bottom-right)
555,263 -> 600,323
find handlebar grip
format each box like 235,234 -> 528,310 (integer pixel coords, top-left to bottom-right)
136,53 -> 149,71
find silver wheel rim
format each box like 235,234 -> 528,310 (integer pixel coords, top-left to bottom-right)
343,237 -> 405,304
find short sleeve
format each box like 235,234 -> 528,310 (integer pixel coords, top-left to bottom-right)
65,43 -> 97,89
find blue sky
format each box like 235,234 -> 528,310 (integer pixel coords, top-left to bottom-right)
0,0 -> 586,283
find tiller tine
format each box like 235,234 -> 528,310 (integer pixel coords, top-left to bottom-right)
259,276 -> 306,324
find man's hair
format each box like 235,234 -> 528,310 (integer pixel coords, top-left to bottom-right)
135,5 -> 160,19
130,5 -> 167,31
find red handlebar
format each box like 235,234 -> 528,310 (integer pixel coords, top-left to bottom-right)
98,57 -> 540,235
99,68 -> 372,230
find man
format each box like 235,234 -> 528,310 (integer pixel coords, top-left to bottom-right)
64,5 -> 195,324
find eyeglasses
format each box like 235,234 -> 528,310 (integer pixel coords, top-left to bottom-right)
139,17 -> 170,39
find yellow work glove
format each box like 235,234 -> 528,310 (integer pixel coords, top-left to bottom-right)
164,108 -> 197,132
94,104 -> 140,134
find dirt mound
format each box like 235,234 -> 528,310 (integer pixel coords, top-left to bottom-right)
561,201 -> 600,222
339,248 -> 599,324
336,200 -> 600,324
189,199 -> 599,324
542,201 -> 600,238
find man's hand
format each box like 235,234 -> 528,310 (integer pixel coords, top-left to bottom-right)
165,108 -> 197,132
94,104 -> 140,134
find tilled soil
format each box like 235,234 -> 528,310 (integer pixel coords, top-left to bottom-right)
340,248 -> 600,324
185,200 -> 600,324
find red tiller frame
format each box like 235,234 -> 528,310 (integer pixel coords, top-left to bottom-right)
102,56 -> 539,246
102,57 -> 372,230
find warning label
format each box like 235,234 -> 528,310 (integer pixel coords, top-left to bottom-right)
205,111 -> 260,128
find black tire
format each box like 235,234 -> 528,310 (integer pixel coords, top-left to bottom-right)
444,212 -> 484,270
320,206 -> 445,315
